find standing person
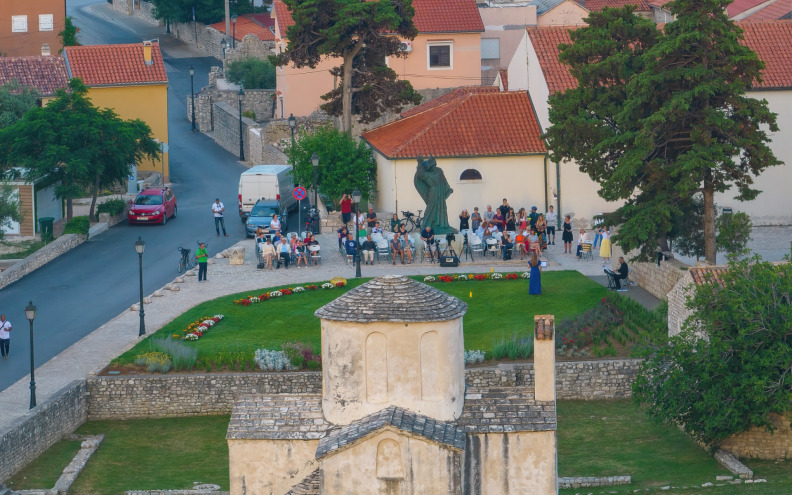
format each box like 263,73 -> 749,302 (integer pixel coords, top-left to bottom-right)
337,225 -> 349,250
517,208 -> 528,232
600,226 -> 612,265
354,209 -> 367,235
536,214 -> 547,250
491,210 -> 505,232
366,207 -> 378,230
471,207 -> 482,231
212,199 -> 228,237
390,213 -> 400,232
528,206 -> 539,231
0,315 -> 11,359
459,209 -> 470,231
562,215 -> 573,253
483,205 -> 495,225
506,209 -> 516,232
545,205 -> 557,245
528,252 -> 542,295
196,242 -> 208,282
340,194 -> 352,226
270,214 -> 282,234
498,198 -> 510,221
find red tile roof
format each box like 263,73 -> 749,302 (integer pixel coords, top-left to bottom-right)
727,0 -> 770,18
209,13 -> 275,42
498,68 -> 509,90
527,20 -> 792,94
585,0 -> 652,12
0,56 -> 69,96
744,0 -> 792,21
273,0 -> 483,34
688,266 -> 731,286
362,88 -> 546,159
63,43 -> 168,87
400,86 -> 497,118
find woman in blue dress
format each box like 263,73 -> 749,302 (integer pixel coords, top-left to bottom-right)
528,252 -> 542,295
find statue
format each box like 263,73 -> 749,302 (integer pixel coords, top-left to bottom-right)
414,156 -> 454,234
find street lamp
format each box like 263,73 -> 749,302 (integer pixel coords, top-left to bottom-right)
134,237 -> 146,337
352,189 -> 362,278
25,301 -> 36,409
189,65 -> 196,132
238,87 -> 245,161
231,14 -> 238,49
288,113 -> 296,144
311,151 -> 319,211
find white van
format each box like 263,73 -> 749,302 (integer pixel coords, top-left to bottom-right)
238,165 -> 296,222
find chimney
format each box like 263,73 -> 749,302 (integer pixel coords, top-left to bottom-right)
533,315 -> 556,402
143,40 -> 153,65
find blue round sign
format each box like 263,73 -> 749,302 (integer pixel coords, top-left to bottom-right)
293,187 -> 307,200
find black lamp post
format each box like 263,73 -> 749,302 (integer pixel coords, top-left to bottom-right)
25,301 -> 36,409
311,152 -> 319,210
288,113 -> 296,144
134,237 -> 146,337
231,14 -> 237,49
352,189 -> 362,278
238,87 -> 245,161
189,65 -> 196,132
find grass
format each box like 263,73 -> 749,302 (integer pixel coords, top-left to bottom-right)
558,400 -> 792,494
111,270 -> 609,368
0,239 -> 46,260
6,439 -> 82,490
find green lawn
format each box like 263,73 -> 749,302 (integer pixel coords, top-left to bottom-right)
0,239 -> 46,260
6,439 -> 82,491
113,270 -> 609,367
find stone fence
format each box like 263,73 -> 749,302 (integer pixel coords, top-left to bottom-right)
720,413 -> 792,460
212,102 -> 258,162
630,257 -> 689,301
189,85 -> 276,135
0,234 -> 86,290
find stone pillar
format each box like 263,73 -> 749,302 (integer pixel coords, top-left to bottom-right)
228,247 -> 245,265
534,315 -> 556,402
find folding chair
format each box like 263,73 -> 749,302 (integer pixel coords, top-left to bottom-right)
470,237 -> 485,257
581,242 -> 594,261
485,238 -> 499,258
376,240 -> 390,264
309,245 -> 321,265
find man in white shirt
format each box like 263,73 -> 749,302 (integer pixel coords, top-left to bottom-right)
212,198 -> 228,237
545,205 -> 557,245
0,315 -> 11,359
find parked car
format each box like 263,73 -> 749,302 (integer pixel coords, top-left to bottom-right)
127,187 -> 177,225
245,199 -> 287,237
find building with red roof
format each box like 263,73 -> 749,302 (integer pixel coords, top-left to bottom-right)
209,13 -> 276,42
0,0 -> 65,57
362,87 -> 549,222
0,56 -> 69,98
271,0 -> 484,118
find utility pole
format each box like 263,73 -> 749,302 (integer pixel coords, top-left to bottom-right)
225,0 -> 231,51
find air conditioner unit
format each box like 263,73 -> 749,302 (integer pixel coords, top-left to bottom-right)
399,41 -> 412,53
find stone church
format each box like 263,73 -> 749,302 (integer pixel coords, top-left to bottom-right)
226,275 -> 558,494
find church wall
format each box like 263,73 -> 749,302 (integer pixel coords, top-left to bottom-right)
321,318 -> 465,425
228,438 -> 319,495
320,429 -> 463,495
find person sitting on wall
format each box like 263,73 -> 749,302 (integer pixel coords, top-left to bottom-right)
420,225 -> 439,262
391,232 -> 405,265
371,221 -> 383,234
344,233 -> 358,263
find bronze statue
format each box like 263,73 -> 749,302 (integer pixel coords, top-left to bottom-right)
414,156 -> 454,234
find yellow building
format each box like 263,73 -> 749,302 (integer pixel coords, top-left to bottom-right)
63,41 -> 170,181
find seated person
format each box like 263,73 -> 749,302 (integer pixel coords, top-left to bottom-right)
576,229 -> 590,259
528,229 -> 541,255
391,232 -> 405,265
305,233 -> 319,246
371,221 -> 383,234
276,237 -> 291,269
514,231 -> 528,259
259,237 -> 277,268
337,226 -> 349,250
420,225 -> 439,261
294,240 -> 309,267
400,233 -> 414,263
290,233 -> 300,251
344,233 -> 358,262
476,221 -> 489,238
361,234 -> 377,265
608,256 -> 629,290
500,231 -> 514,260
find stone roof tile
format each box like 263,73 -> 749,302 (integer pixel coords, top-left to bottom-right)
458,388 -> 557,433
226,394 -> 332,440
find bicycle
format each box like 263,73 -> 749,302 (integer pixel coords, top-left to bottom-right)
399,209 -> 424,233
177,246 -> 196,273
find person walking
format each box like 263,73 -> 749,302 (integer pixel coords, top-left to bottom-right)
0,315 -> 11,359
196,242 -> 208,281
212,199 -> 228,237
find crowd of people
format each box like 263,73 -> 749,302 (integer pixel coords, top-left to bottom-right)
254,217 -> 321,269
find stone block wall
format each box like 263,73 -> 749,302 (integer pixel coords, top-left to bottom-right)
630,258 -> 689,301
667,270 -> 695,337
0,381 -> 87,481
109,0 -> 158,23
212,102 -> 258,164
0,234 -> 86,290
190,88 -> 276,134
720,413 -> 792,460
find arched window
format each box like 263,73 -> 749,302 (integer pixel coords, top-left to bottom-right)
376,439 -> 404,480
460,169 -> 483,181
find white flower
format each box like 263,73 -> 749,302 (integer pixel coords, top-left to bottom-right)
197,325 -> 209,332
321,283 -> 334,289
249,297 -> 259,303
424,276 -> 436,282
271,290 -> 282,297
294,286 -> 305,293
492,273 -> 503,280
203,320 -> 215,326
184,333 -> 199,341
521,272 -> 531,279
457,274 -> 468,281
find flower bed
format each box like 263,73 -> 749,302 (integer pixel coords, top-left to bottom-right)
178,315 -> 224,341
424,272 -> 528,283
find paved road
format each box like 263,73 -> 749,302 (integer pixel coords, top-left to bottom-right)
0,1 -> 248,391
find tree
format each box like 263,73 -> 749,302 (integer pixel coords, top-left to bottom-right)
0,81 -> 40,129
0,79 -> 160,221
271,0 -> 421,133
716,211 -> 752,257
286,124 -> 376,206
0,183 -> 24,240
226,57 -> 276,89
545,0 -> 780,263
58,16 -> 80,50
633,255 -> 792,448
149,0 -> 258,25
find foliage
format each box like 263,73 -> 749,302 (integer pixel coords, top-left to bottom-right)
271,0 -> 421,132
225,57 -> 275,89
0,239 -> 46,259
134,352 -> 172,373
58,16 -> 80,50
0,183 -> 24,240
150,337 -> 197,371
0,81 -> 39,129
0,79 -> 160,220
287,124 -> 377,206
669,194 -> 706,260
150,0 -> 259,24
492,334 -> 534,360
254,349 -> 298,371
96,198 -> 127,217
545,0 -> 779,263
716,211 -> 752,256
633,255 -> 792,448
62,216 -> 90,235
464,349 -> 486,365
242,110 -> 256,121
282,342 -> 322,370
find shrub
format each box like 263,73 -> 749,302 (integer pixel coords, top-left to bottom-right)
254,349 -> 298,371
716,211 -> 752,256
134,352 -> 172,373
63,216 -> 90,235
242,110 -> 257,121
492,335 -> 533,360
150,337 -> 197,370
464,349 -> 486,365
282,342 -> 321,370
96,198 -> 127,217
225,57 -> 275,89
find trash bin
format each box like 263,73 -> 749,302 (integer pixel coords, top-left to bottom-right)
39,217 -> 54,237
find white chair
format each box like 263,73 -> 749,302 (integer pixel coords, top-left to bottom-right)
309,245 -> 321,265
376,240 -> 390,263
470,236 -> 485,257
485,238 -> 499,257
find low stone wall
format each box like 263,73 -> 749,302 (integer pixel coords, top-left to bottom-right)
630,258 -> 689,301
0,381 -> 87,482
212,102 -> 258,164
0,234 -> 86,290
720,413 -> 792,460
559,476 -> 631,489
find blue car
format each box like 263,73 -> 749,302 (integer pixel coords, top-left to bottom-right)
245,200 -> 286,237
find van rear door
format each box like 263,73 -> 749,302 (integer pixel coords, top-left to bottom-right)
240,174 -> 278,217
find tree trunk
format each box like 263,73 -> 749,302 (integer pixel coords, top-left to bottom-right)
66,197 -> 73,220
89,177 -> 100,222
657,235 -> 670,253
341,52 -> 354,134
703,170 -> 717,264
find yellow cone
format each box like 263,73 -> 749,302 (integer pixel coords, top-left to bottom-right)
469,291 -> 472,298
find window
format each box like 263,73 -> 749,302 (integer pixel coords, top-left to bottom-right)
427,42 -> 452,69
12,15 -> 28,33
460,169 -> 483,181
39,14 -> 54,31
41,43 -> 51,56
481,38 -> 500,60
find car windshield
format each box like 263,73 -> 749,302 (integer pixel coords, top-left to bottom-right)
250,205 -> 278,217
135,194 -> 163,205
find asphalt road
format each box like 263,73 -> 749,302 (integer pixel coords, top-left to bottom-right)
0,1 -> 248,392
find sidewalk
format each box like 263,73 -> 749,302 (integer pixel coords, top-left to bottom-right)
0,234 -> 659,432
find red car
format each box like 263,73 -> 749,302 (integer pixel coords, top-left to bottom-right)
127,187 -> 177,225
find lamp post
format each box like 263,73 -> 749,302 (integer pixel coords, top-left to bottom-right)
231,14 -> 237,49
352,189 -> 362,278
311,152 -> 319,210
25,301 -> 36,409
189,65 -> 196,132
288,113 -> 296,145
238,87 -> 245,161
134,237 -> 146,337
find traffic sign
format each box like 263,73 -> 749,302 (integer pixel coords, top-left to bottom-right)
293,187 -> 307,200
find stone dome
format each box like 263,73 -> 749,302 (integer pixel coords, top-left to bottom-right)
314,275 -> 468,323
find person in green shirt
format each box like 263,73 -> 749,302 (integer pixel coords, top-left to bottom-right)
196,242 -> 208,281
390,213 -> 400,232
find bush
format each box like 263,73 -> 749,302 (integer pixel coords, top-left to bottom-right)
464,349 -> 486,365
63,216 -> 90,235
282,342 -> 321,370
134,352 -> 172,373
716,211 -> 752,256
492,334 -> 534,360
254,349 -> 297,371
225,57 -> 275,89
150,337 -> 197,371
96,198 -> 127,217
242,110 -> 257,121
